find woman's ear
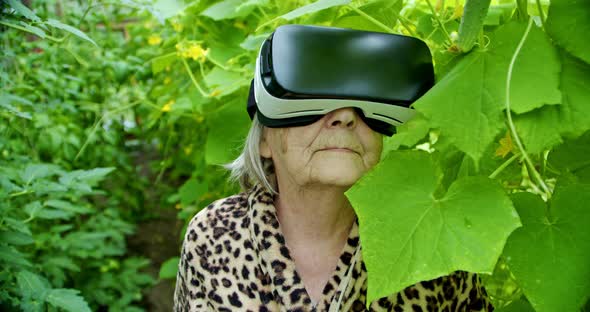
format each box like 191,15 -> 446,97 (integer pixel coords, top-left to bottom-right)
259,129 -> 272,158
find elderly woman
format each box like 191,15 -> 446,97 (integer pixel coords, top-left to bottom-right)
174,25 -> 492,311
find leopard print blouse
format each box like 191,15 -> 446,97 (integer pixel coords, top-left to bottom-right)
174,184 -> 493,311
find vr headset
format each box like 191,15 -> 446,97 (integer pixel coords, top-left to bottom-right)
246,24 -> 434,136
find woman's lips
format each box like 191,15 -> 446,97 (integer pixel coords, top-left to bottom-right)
318,147 -> 358,153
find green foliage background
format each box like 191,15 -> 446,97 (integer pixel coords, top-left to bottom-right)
1,0 -> 589,311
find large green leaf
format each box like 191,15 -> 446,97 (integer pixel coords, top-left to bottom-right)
413,49 -> 503,163
548,131 -> 590,184
346,150 -> 521,306
503,22 -> 561,114
546,0 -> 590,64
512,105 -> 563,155
413,22 -> 560,163
555,51 -> 590,137
382,112 -> 430,154
513,50 -> 590,153
503,186 -> 590,312
205,97 -> 251,165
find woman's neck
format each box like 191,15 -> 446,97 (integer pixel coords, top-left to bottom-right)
272,180 -> 358,305
274,182 -> 357,245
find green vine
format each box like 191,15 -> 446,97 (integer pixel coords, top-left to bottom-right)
504,17 -> 552,199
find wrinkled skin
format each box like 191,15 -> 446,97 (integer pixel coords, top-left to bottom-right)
260,107 -> 383,190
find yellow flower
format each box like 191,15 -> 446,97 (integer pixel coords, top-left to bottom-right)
176,41 -> 209,62
495,132 -> 514,158
148,35 -> 162,46
187,45 -> 209,61
184,145 -> 192,155
164,77 -> 171,85
161,100 -> 174,112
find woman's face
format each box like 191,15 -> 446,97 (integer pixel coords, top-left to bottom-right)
260,107 -> 383,189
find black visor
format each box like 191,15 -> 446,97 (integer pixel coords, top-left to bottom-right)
247,24 -> 434,136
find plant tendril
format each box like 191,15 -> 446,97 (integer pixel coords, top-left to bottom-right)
505,17 -> 552,199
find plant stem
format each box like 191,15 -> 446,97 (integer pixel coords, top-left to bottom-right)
155,131 -> 174,184
57,0 -> 96,46
0,21 -> 62,42
182,58 -> 210,97
199,61 -> 208,83
398,14 -> 418,31
425,0 -> 452,45
346,4 -> 416,37
258,6 -> 269,19
504,17 -> 552,199
206,54 -> 249,73
77,0 -> 94,29
75,100 -> 142,161
346,5 -> 394,33
489,154 -> 519,179
8,189 -> 33,198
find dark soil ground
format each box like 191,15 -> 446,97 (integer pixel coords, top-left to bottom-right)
126,145 -> 187,311
127,204 -> 183,311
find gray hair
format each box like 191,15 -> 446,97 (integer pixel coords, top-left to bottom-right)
224,114 -> 277,194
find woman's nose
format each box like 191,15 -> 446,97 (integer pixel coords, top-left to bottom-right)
325,107 -> 358,129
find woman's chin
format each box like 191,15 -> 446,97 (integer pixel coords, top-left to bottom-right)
310,165 -> 365,188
